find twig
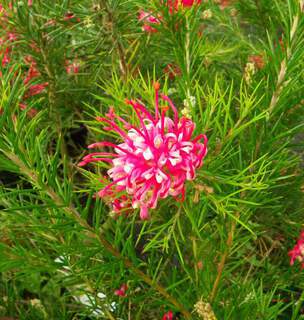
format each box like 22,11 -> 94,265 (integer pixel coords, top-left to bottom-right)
255,6 -> 301,159
269,13 -> 299,114
185,15 -> 191,100
100,0 -> 128,79
210,213 -> 239,303
4,151 -> 192,319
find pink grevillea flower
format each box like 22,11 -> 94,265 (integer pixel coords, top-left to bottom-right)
19,103 -> 38,118
288,231 -> 304,269
138,0 -> 201,33
114,283 -> 128,297
7,32 -> 17,42
248,54 -> 265,70
168,0 -> 201,12
163,63 -> 182,80
63,12 -> 81,22
1,47 -> 10,67
162,310 -> 174,320
138,10 -> 161,33
177,0 -> 201,7
24,63 -> 40,85
26,82 -> 48,97
65,60 -> 80,74
80,83 -> 208,220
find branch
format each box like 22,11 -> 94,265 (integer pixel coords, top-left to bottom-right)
3,151 -> 192,319
99,0 -> 128,79
209,212 -> 239,303
269,11 -> 300,114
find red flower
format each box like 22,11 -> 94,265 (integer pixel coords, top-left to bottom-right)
288,231 -> 304,269
162,310 -> 174,320
26,82 -> 48,97
19,103 -> 38,118
24,63 -> 40,85
180,0 -> 201,6
114,283 -> 128,297
248,54 -> 265,70
1,47 -> 10,67
163,63 -> 182,79
138,10 -> 161,33
64,12 -> 81,22
65,60 -> 80,74
168,0 -> 201,12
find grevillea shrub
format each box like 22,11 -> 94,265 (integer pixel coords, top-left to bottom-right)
0,1 -> 304,319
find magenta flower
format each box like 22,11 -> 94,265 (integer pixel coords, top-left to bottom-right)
26,82 -> 48,97
79,83 -> 208,220
138,10 -> 160,33
288,231 -> 304,268
181,0 -> 202,6
168,0 -> 201,13
138,0 -> 201,33
114,283 -> 128,297
162,310 -> 173,320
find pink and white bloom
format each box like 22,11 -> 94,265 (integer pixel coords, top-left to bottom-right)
80,83 -> 208,219
138,10 -> 160,33
288,231 -> 304,269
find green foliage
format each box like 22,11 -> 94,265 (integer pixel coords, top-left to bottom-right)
0,0 -> 304,319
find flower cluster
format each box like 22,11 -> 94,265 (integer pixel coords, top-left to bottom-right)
138,10 -> 161,33
138,0 -> 201,33
288,231 -> 304,268
248,54 -> 265,70
0,3 -> 47,116
163,63 -> 182,80
167,0 -> 202,14
0,3 -> 82,117
65,60 -> 80,75
162,310 -> 174,320
80,84 -> 208,219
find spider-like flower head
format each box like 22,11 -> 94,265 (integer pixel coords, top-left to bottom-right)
80,84 -> 208,220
